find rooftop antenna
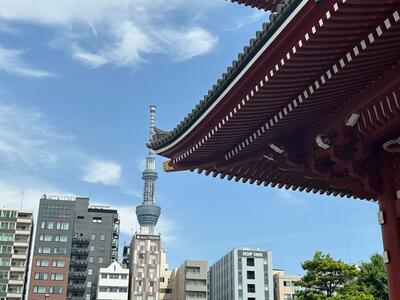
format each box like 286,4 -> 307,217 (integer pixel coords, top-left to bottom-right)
20,187 -> 25,209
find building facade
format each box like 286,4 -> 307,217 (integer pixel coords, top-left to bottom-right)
170,260 -> 207,300
0,209 -> 33,300
97,261 -> 129,300
209,248 -> 273,300
29,195 -> 119,300
272,270 -> 301,300
129,105 -> 172,300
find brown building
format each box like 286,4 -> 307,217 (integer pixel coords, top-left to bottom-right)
273,269 -> 302,300
169,260 -> 207,300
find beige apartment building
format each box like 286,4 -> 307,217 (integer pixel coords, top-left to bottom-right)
170,260 -> 207,300
273,269 -> 302,300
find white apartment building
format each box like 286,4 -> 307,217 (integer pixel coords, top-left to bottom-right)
209,248 -> 274,300
0,209 -> 33,300
97,261 -> 129,300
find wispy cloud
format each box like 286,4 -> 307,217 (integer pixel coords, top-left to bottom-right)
82,160 -> 122,185
159,27 -> 218,62
71,45 -> 108,68
0,46 -> 55,78
227,10 -> 269,31
0,101 -> 128,190
0,0 -> 219,68
0,102 -> 69,168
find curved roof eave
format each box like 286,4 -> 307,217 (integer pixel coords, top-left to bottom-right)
148,0 -> 303,154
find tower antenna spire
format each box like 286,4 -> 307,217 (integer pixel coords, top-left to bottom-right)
148,105 -> 156,155
135,105 -> 161,235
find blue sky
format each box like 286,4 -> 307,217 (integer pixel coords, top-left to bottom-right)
0,0 -> 382,274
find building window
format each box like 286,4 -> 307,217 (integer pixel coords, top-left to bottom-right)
53,247 -> 67,254
40,221 -> 54,229
0,284 -> 6,293
39,234 -> 53,242
33,286 -> 47,294
99,246 -> 105,252
247,271 -> 255,280
0,246 -> 12,254
52,260 -> 65,268
56,222 -> 69,230
92,217 -> 102,223
0,271 -> 8,279
88,269 -> 93,275
109,274 -> 119,279
0,222 -> 16,229
0,233 -> 14,242
89,257 -> 94,263
50,273 -> 64,281
283,280 -> 291,287
85,295 -> 91,300
247,258 -> 255,266
101,274 -> 107,279
36,259 -> 50,267
49,286 -> 63,294
1,210 -> 17,218
99,257 -> 104,263
87,281 -> 92,288
247,284 -> 255,293
284,294 -> 293,300
90,246 -> 95,252
38,247 -> 51,254
91,234 -> 96,240
138,253 -> 144,259
186,267 -> 200,274
34,273 -> 48,280
100,234 -> 105,241
54,235 -> 68,242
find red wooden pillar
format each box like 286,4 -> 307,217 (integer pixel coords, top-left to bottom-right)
379,153 -> 400,299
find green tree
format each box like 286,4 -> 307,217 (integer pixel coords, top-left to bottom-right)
331,283 -> 374,300
357,253 -> 388,300
297,251 -> 359,298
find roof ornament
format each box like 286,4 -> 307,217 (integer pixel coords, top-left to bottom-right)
383,137 -> 400,153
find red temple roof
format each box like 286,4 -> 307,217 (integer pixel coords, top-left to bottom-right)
149,0 -> 400,201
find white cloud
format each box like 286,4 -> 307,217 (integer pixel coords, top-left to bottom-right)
82,160 -> 122,185
0,46 -> 55,78
0,0 -> 218,68
71,45 -> 108,68
159,27 -> 219,62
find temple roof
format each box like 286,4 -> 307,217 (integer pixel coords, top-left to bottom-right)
229,0 -> 283,12
149,0 -> 299,151
149,0 -> 400,201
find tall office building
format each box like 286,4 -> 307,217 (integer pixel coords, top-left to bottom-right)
169,260 -> 207,300
0,209 -> 33,300
129,105 -> 171,300
209,248 -> 273,300
29,195 -> 119,300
